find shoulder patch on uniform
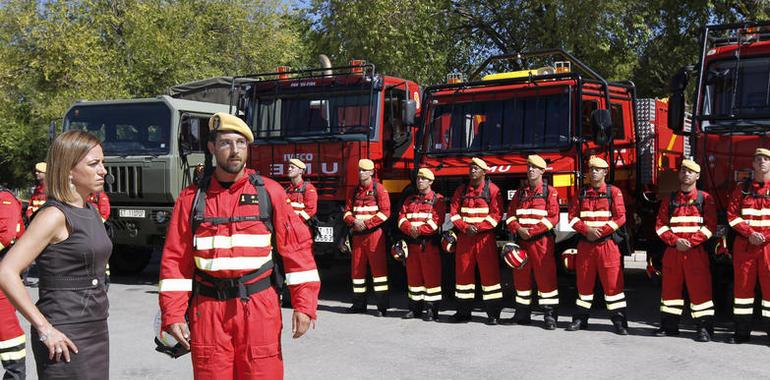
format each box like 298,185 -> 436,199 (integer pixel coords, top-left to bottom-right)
240,193 -> 259,205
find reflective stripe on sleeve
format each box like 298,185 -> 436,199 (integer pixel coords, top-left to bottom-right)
158,279 -> 192,292
728,217 -> 745,227
656,226 -> 670,236
285,270 -> 320,285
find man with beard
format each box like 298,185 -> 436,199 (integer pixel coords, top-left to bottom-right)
449,157 -> 504,325
566,156 -> 628,335
343,159 -> 391,316
396,168 -> 445,321
504,155 -> 560,329
159,112 -> 320,379
654,159 -> 716,342
727,148 -> 770,344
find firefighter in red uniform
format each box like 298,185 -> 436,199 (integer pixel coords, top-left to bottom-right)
727,147 -> 770,344
285,159 -> 317,230
159,112 -> 320,379
87,191 -> 110,222
566,156 -> 628,335
654,159 -> 716,342
396,168 -> 445,321
504,155 -> 560,329
25,162 -> 47,222
343,159 -> 391,316
449,157 -> 504,325
0,186 -> 26,379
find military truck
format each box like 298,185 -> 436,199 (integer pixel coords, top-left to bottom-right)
63,95 -> 230,273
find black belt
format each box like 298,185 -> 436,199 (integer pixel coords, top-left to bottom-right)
39,276 -> 105,290
193,261 -> 274,301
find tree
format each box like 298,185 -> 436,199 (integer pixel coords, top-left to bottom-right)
0,0 -> 306,187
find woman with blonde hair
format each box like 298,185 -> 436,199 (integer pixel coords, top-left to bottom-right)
0,130 -> 112,379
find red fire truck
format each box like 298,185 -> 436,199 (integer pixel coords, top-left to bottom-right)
668,21 -> 770,313
416,49 -> 685,257
229,61 -> 420,256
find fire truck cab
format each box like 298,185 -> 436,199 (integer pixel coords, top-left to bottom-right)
417,49 -> 684,255
232,61 -> 420,256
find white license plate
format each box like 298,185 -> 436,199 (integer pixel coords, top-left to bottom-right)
315,226 -> 334,243
119,209 -> 146,218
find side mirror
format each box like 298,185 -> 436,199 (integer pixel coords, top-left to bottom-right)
590,109 -> 612,146
402,99 -> 417,126
667,67 -> 691,135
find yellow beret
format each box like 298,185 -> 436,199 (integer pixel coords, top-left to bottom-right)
35,162 -> 47,173
209,112 -> 253,143
471,157 -> 491,171
359,159 -> 375,171
681,159 -> 700,173
288,159 -> 306,170
417,168 -> 435,180
588,156 -> 609,169
527,154 -> 547,170
754,148 -> 770,158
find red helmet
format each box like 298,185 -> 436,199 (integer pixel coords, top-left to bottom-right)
561,248 -> 577,272
441,231 -> 457,253
501,243 -> 527,269
391,240 -> 408,262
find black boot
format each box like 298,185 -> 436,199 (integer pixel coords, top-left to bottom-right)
375,291 -> 390,317
403,300 -> 422,319
347,293 -> 367,314
543,306 -> 558,330
485,300 -> 502,325
654,315 -> 680,337
423,302 -> 439,321
611,310 -> 629,336
695,317 -> 713,343
506,306 -> 532,325
451,301 -> 472,323
566,314 -> 589,331
729,315 -> 752,344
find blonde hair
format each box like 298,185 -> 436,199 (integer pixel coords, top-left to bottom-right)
45,130 -> 102,203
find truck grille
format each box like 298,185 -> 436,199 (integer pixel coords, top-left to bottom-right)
105,165 -> 143,198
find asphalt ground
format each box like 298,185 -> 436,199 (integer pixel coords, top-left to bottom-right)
13,252 -> 770,379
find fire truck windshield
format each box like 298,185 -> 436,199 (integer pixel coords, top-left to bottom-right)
249,90 -> 376,140
702,56 -> 770,130
426,91 -> 570,153
63,102 -> 171,156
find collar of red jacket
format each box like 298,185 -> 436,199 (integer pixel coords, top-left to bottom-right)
208,168 -> 256,193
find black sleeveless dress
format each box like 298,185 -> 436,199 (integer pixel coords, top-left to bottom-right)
30,200 -> 112,379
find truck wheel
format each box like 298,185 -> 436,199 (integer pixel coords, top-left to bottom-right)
109,245 -> 153,275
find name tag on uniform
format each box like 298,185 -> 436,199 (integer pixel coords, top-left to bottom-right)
240,194 -> 259,205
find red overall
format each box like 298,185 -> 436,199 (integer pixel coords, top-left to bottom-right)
397,191 -> 445,304
343,180 -> 390,310
568,183 -> 626,320
0,189 -> 25,379
506,183 -> 560,309
727,180 -> 770,335
160,169 -> 320,380
655,190 -> 716,324
450,179 -> 503,316
87,192 -> 111,222
25,182 -> 46,221
285,179 -> 317,226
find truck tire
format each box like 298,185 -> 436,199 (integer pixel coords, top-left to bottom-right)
109,245 -> 153,275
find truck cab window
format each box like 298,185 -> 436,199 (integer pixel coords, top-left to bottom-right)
581,100 -> 625,140
180,116 -> 210,152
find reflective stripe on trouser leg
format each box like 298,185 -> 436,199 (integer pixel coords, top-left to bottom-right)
455,283 -> 475,300
424,286 -> 442,302
576,293 -> 593,311
538,289 -> 559,306
660,298 -> 684,316
477,234 -> 502,300
605,292 -> 627,311
691,300 -> 715,319
408,286 -> 426,301
515,289 -> 532,306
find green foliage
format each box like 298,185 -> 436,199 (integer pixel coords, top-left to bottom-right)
0,0 -> 305,187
